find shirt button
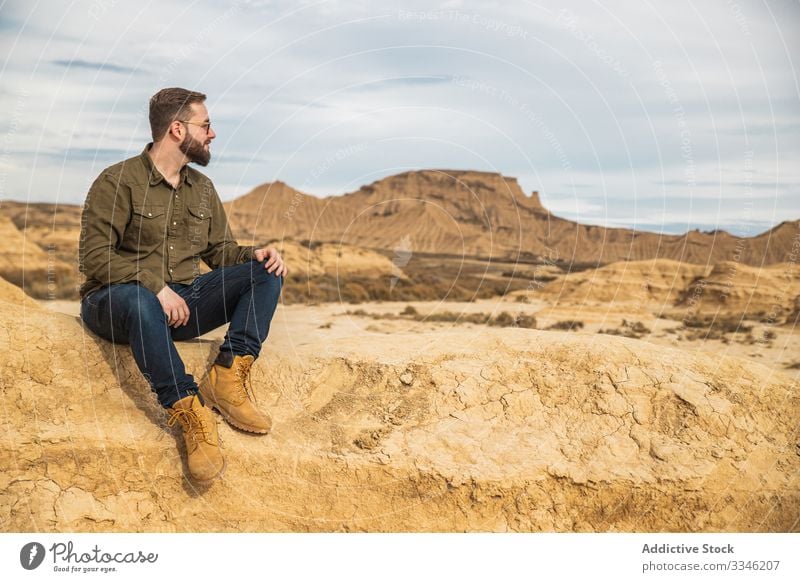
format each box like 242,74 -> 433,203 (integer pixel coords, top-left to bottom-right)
169,245 -> 174,250
200,213 -> 204,217
147,212 -> 152,217
169,268 -> 173,273
173,221 -> 177,225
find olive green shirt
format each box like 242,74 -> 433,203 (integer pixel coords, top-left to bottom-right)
78,144 -> 254,299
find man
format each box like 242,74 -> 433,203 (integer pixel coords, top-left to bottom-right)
79,88 -> 286,484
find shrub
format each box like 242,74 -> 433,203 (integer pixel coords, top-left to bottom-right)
341,282 -> 370,304
682,316 -> 751,334
547,320 -> 584,331
598,319 -> 650,339
492,311 -> 515,327
514,314 -> 537,329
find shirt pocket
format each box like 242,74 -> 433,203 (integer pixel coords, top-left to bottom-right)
186,204 -> 212,253
127,204 -> 167,248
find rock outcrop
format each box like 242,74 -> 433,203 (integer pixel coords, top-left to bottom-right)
0,275 -> 42,309
0,215 -> 76,298
1,293 -> 797,532
534,259 -> 710,308
264,240 -> 406,280
528,258 -> 800,323
676,261 -> 800,320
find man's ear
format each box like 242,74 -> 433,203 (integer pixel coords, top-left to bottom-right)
168,120 -> 184,141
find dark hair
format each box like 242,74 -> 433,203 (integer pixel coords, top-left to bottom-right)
148,87 -> 206,141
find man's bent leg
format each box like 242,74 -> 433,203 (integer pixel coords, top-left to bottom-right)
80,283 -> 199,408
221,259 -> 282,358
171,259 -> 282,355
81,284 -> 224,483
172,260 -> 282,434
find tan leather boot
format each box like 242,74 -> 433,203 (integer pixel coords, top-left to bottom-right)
200,353 -> 272,434
167,394 -> 225,483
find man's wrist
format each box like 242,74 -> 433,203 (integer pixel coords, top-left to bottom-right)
241,245 -> 257,263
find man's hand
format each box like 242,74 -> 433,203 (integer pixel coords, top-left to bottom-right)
254,247 -> 288,277
156,286 -> 190,327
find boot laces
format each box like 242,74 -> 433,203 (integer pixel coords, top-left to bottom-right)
234,358 -> 258,404
168,407 -> 214,445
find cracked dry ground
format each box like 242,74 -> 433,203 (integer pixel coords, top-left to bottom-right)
1,299 -> 798,532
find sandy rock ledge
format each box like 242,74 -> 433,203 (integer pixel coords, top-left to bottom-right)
1,297 -> 798,532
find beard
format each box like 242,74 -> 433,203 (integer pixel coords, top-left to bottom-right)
179,133 -> 211,166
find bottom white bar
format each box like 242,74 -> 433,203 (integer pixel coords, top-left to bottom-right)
1,533 -> 797,581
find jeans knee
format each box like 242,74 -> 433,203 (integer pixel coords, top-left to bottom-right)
119,287 -> 165,325
256,269 -> 283,299
252,259 -> 282,284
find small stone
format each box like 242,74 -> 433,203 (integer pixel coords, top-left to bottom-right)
399,372 -> 413,386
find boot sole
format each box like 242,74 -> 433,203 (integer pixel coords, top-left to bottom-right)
212,405 -> 271,434
201,391 -> 271,434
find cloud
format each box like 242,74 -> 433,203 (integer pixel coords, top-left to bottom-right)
51,59 -> 144,75
346,75 -> 453,92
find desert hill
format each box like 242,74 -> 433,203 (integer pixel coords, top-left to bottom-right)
676,261 -> 800,319
2,169 -> 798,302
1,283 -> 798,532
523,258 -> 800,325
226,171 -> 544,260
0,201 -> 82,266
267,239 -> 406,280
4,171 -> 797,269
532,258 -> 710,307
0,215 -> 75,298
225,169 -> 799,265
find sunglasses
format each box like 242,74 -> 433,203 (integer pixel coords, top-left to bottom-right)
180,119 -> 212,132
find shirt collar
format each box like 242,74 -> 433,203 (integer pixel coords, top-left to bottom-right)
141,143 -> 193,187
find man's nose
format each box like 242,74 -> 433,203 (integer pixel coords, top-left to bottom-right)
208,127 -> 216,140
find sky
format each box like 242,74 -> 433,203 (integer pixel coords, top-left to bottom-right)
0,0 -> 798,235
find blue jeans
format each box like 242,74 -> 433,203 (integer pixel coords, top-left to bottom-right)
80,259 -> 282,409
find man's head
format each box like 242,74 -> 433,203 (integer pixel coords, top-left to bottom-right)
149,87 -> 216,166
